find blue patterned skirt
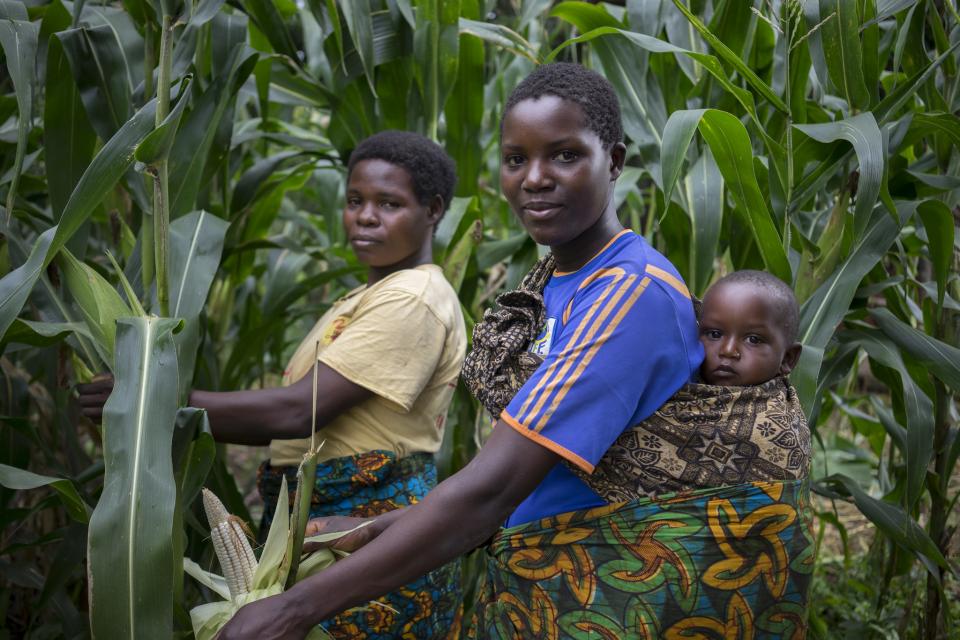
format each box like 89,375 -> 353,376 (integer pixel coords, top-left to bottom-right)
258,450 -> 463,639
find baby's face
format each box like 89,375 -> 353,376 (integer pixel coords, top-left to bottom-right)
698,282 -> 794,386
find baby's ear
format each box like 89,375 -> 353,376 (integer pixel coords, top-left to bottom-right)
779,343 -> 802,375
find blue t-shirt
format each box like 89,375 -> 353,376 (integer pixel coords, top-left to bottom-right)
501,230 -> 703,527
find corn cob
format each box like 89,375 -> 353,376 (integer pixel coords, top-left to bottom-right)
202,488 -> 257,598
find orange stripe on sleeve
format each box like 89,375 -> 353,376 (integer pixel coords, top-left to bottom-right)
500,411 -> 595,473
533,276 -> 651,431
520,275 -> 637,426
645,265 -> 691,299
515,273 -> 624,421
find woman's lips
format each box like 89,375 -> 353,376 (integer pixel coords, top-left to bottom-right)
350,236 -> 380,247
522,202 -> 563,220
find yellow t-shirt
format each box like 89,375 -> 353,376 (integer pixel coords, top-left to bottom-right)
269,264 -> 466,466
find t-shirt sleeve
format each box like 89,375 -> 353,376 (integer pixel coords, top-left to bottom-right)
501,274 -> 694,472
320,289 -> 446,412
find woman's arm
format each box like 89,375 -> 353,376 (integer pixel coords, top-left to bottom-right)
190,366 -> 372,444
76,364 -> 372,445
216,421 -> 560,639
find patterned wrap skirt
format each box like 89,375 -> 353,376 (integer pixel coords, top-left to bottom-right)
258,450 -> 463,639
470,479 -> 814,640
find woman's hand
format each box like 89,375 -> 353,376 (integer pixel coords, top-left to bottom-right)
76,374 -> 114,423
215,593 -> 311,640
303,515 -> 380,554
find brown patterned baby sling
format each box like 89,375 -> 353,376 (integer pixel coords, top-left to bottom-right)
461,254 -> 811,502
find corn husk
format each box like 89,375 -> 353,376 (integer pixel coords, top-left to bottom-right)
184,343 -> 361,638
184,472 -> 364,640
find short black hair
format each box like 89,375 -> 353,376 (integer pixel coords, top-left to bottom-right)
711,270 -> 800,343
347,130 -> 457,214
503,62 -> 623,149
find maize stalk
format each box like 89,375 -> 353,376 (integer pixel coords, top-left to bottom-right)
202,488 -> 257,598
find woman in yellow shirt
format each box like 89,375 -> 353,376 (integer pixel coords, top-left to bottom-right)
78,131 -> 466,639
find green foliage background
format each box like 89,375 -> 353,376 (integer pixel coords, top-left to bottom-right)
0,0 -> 958,637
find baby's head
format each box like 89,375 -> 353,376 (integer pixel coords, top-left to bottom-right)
698,270 -> 802,386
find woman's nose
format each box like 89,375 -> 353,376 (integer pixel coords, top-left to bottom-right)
522,159 -> 553,192
356,203 -> 378,226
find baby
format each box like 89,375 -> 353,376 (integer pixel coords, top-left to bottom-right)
698,269 -> 802,386
563,269 -> 811,502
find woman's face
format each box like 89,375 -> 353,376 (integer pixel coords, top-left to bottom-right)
343,159 -> 440,276
500,95 -> 623,252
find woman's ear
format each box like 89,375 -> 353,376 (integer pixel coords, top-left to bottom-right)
779,343 -> 802,375
427,195 -> 444,226
609,142 -> 627,181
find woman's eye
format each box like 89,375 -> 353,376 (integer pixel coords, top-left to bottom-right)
746,335 -> 763,345
381,201 -> 399,210
346,197 -> 361,207
556,150 -> 578,162
704,329 -> 722,340
505,155 -> 524,168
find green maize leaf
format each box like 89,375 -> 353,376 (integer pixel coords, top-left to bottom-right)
231,151 -> 304,214
242,0 -> 298,61
476,234 -> 529,272
821,473 -> 948,572
43,3 -> 97,225
0,16 -> 38,222
446,1 -> 485,197
869,308 -> 960,390
0,463 -> 91,523
794,113 -> 887,238
414,0 -> 460,140
861,0 -> 880,106
817,0 -> 870,110
875,41 -> 960,123
443,218 -> 482,294
669,0 -> 789,114
902,112 -> 960,149
434,195 -> 472,260
337,0 -> 376,95
105,251 -> 145,316
56,24 -> 132,142
190,0 -> 226,26
683,147 -> 723,298
48,99 -> 157,262
0,227 -> 54,340
843,327 -> 933,509
169,44 -> 257,218
134,77 -> 192,164
458,17 -> 537,62
546,26 -> 769,137
915,200 -> 955,309
168,210 -> 230,320
57,248 -> 133,367
88,316 -> 182,640
1,319 -> 90,350
0,1 -> 27,19
793,201 -> 912,411
661,108 -> 791,283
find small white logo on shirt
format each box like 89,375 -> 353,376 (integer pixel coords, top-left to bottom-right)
530,318 -> 556,356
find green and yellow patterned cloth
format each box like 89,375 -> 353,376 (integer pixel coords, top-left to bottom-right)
471,479 -> 814,639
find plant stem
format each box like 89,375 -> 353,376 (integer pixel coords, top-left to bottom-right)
782,1 -> 794,259
154,12 -> 173,317
925,306 -> 955,637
